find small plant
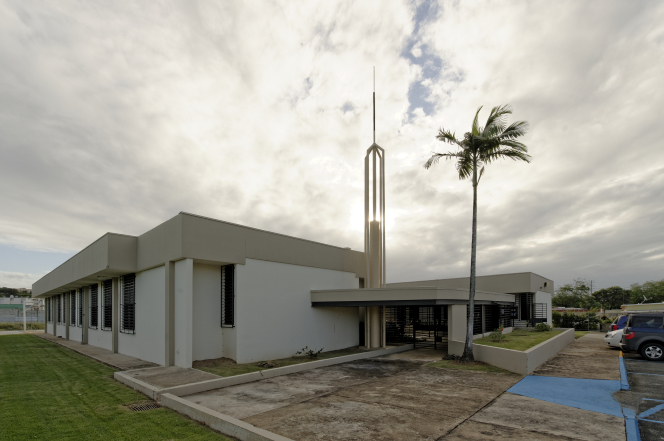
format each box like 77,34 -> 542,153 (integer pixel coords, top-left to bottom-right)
489,328 -> 506,342
534,323 -> 552,332
295,346 -> 323,358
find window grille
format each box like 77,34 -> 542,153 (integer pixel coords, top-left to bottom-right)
77,289 -> 83,327
89,284 -> 99,329
120,274 -> 136,334
57,294 -> 62,324
472,305 -> 482,335
221,265 -> 235,327
70,291 -> 76,325
102,280 -> 112,331
47,297 -> 52,322
498,303 -> 516,328
385,306 -> 448,349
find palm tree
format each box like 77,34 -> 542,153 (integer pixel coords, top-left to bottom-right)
424,105 -> 531,362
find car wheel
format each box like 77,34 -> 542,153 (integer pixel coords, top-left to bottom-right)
640,342 -> 664,361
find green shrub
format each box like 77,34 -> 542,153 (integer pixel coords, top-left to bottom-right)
489,328 -> 506,342
551,312 -> 600,330
534,323 -> 552,332
295,346 -> 323,358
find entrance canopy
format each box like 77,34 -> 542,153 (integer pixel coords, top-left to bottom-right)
311,287 -> 515,307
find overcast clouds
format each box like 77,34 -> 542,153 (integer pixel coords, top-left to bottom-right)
1,0 -> 663,290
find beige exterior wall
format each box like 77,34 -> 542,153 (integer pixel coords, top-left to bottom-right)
387,272 -> 553,294
33,212 -> 365,298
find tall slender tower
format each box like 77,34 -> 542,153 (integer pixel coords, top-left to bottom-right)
364,68 -> 386,348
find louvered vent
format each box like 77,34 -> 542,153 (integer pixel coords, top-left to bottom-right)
221,264 -> 235,327
121,274 -> 136,334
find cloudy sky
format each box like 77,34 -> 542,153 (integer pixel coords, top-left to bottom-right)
1,0 -> 663,291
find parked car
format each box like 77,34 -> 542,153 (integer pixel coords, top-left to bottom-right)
604,329 -> 623,348
610,315 -> 629,331
619,313 -> 664,361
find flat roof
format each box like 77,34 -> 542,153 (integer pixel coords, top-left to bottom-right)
311,287 -> 515,307
33,212 -> 365,297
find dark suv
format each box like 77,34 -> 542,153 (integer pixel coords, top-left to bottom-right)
620,313 -> 664,361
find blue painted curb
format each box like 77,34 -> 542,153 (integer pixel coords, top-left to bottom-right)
623,408 -> 641,441
619,354 -> 630,390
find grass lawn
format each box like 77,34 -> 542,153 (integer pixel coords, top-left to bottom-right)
427,359 -> 514,374
0,334 -> 229,440
575,331 -> 589,339
194,346 -> 370,377
473,329 -> 563,351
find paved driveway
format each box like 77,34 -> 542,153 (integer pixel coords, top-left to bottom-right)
182,349 -> 522,440
445,333 -> 626,441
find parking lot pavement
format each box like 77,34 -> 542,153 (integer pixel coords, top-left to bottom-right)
531,332 -> 621,380
182,349 -> 522,440
445,334 -> 627,441
618,353 -> 664,441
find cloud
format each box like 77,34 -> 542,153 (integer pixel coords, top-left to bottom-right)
0,0 -> 663,290
0,270 -> 43,289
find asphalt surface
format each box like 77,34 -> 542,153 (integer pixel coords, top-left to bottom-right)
618,351 -> 664,441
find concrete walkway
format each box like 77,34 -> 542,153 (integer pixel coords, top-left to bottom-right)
0,330 -> 44,336
35,332 -> 158,371
444,333 -> 627,441
177,348 -> 522,440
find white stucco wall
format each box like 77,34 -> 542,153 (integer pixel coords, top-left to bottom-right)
233,258 -> 359,363
174,259 -> 193,368
55,323 -> 66,338
69,325 -> 82,342
192,263 -> 224,362
534,291 -> 552,326
88,327 -> 112,350
118,265 -> 166,366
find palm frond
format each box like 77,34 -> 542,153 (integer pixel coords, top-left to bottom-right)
497,120 -> 529,140
471,106 -> 483,136
436,128 -> 461,145
423,151 -> 464,169
482,105 -> 512,137
485,148 -> 531,163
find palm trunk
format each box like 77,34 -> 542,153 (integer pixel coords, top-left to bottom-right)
461,164 -> 478,362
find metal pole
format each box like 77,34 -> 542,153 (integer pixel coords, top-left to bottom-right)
22,299 -> 26,331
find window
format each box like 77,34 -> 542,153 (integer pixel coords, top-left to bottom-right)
102,280 -> 112,331
77,289 -> 83,327
631,316 -> 663,329
57,294 -> 62,324
89,284 -> 99,329
47,297 -> 52,323
120,274 -> 136,334
221,264 -> 235,327
70,291 -> 76,325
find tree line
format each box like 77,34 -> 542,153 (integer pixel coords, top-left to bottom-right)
552,278 -> 664,310
0,287 -> 31,298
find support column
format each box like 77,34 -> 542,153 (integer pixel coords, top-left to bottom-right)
448,304 -> 468,356
164,261 -> 175,366
43,298 -> 47,332
369,306 -> 380,348
173,259 -> 193,368
65,292 -> 70,340
112,277 -> 119,353
82,286 -> 89,344
52,297 -> 56,336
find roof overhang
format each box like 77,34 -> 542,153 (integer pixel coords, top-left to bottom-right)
311,287 -> 515,307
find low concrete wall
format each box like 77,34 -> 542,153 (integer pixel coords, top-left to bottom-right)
450,329 -> 575,375
116,344 -> 414,399
161,393 -> 293,441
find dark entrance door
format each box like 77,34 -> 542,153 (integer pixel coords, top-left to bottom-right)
386,306 -> 448,350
